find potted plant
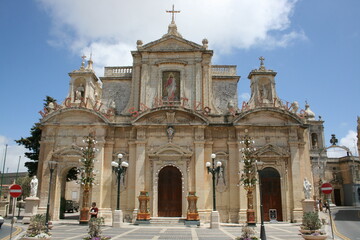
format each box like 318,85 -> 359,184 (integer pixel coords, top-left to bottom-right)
235,225 -> 258,240
21,214 -> 51,240
83,217 -> 111,240
300,212 -> 327,240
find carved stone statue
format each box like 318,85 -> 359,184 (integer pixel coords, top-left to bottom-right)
30,176 -> 38,197
290,101 -> 299,113
75,84 -> 85,100
303,178 -> 312,200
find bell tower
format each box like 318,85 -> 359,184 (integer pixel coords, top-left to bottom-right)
68,55 -> 102,106
247,57 -> 281,108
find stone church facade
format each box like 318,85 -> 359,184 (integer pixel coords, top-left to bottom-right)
37,19 -> 326,225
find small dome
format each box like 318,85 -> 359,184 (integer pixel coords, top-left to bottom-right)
304,102 -> 315,120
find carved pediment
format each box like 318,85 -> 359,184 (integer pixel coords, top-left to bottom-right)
254,144 -> 289,158
234,108 -> 303,126
133,108 -> 209,125
141,36 -> 203,52
148,143 -> 192,160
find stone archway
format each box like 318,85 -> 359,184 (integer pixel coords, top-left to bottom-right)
260,167 -> 283,221
158,166 -> 182,217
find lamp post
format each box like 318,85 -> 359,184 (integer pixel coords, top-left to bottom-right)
255,161 -> 266,240
206,153 -> 222,228
111,153 -> 129,227
45,160 -> 57,233
239,130 -> 257,226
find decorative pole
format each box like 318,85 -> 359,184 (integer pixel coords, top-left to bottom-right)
78,134 -> 98,224
45,161 -> 57,232
206,153 -> 222,228
111,153 -> 128,227
255,161 -> 266,240
239,130 -> 257,226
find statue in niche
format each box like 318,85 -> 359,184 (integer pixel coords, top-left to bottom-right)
216,165 -> 227,192
303,178 -> 312,199
258,82 -> 271,103
75,84 -> 85,100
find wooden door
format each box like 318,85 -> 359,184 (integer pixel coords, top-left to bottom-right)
158,166 -> 182,217
260,167 -> 283,221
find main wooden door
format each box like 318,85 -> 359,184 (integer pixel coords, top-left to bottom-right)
158,166 -> 182,217
260,167 -> 283,221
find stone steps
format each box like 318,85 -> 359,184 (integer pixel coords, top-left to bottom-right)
149,217 -> 185,225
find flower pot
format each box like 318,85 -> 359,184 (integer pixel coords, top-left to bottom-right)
301,234 -> 327,240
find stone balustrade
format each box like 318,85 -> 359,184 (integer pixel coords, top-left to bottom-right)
104,66 -> 133,77
211,65 -> 237,76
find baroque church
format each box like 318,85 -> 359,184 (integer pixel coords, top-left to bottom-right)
36,10 -> 359,225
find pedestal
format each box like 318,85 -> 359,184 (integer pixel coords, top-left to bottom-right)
247,209 -> 256,226
22,197 -> 39,224
210,211 -> 220,229
79,207 -> 90,224
112,210 -> 123,227
302,199 -> 316,214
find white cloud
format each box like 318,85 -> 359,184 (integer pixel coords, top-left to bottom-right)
326,130 -> 358,158
239,92 -> 250,102
340,130 -> 358,156
36,0 -> 303,75
0,136 -> 29,174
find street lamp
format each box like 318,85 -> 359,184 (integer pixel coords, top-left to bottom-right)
45,160 -> 57,233
206,153 -> 222,228
255,161 -> 266,240
111,153 -> 128,227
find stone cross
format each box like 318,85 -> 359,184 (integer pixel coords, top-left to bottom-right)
166,5 -> 180,23
259,56 -> 265,67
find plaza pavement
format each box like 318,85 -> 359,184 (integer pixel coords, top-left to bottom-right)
4,209 -> 347,240
9,220 -> 306,240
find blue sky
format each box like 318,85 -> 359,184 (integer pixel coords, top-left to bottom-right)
0,0 -> 359,172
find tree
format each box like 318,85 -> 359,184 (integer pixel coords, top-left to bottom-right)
15,96 -> 78,181
16,176 -> 31,198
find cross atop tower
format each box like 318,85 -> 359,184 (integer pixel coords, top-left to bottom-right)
166,4 -> 180,24
259,56 -> 265,67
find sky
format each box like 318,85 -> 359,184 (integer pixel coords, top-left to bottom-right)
0,0 -> 359,173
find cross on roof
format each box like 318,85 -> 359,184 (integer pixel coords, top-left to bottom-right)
166,4 -> 180,23
259,56 -> 265,67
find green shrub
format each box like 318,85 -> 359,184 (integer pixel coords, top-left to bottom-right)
302,212 -> 322,230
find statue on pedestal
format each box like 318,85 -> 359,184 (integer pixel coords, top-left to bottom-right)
30,176 -> 38,198
303,178 -> 312,200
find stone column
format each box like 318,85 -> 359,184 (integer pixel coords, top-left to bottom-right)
289,140 -> 303,222
127,140 -> 136,220
194,127 -> 206,220
99,139 -> 114,225
195,61 -> 202,107
133,127 -> 146,219
228,141 -> 240,223
140,61 -> 149,106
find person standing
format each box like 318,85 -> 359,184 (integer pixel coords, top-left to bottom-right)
89,202 -> 98,218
